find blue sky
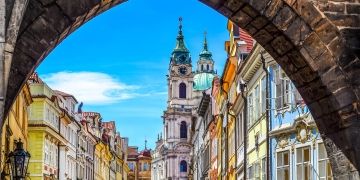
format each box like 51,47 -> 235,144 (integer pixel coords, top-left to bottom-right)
37,0 -> 228,149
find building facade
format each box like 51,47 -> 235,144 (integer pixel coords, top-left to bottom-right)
55,90 -> 81,180
0,84 -> 32,179
27,73 -> 66,180
152,18 -> 217,180
1,72 -> 131,180
78,112 -> 97,180
127,145 -> 151,180
268,55 -> 333,180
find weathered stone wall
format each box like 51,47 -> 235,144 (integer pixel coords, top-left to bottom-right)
0,0 -> 359,179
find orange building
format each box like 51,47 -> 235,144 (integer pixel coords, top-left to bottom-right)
127,144 -> 151,180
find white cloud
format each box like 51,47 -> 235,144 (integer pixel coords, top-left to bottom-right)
41,71 -> 142,105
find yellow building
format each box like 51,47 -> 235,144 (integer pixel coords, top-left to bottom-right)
239,44 -> 268,180
127,146 -> 151,180
114,135 -> 130,180
222,24 -> 239,180
137,148 -> 151,180
94,141 -> 112,180
210,20 -> 239,180
27,73 -> 67,180
0,84 -> 32,179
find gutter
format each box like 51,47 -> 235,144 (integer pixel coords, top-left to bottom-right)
240,89 -> 247,180
260,52 -> 270,180
227,103 -> 237,178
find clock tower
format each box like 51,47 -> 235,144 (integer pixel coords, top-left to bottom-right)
152,18 -> 217,180
167,17 -> 194,106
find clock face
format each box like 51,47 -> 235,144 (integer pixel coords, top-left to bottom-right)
178,66 -> 187,75
177,55 -> 187,63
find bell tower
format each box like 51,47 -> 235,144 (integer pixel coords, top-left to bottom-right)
167,17 -> 193,105
196,32 -> 215,73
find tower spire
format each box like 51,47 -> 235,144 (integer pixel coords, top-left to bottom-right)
199,31 -> 213,61
178,17 -> 183,37
145,138 -> 148,150
203,31 -> 208,51
173,17 -> 189,53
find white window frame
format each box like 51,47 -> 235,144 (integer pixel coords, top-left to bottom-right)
295,145 -> 312,180
318,143 -> 333,180
276,149 -> 291,180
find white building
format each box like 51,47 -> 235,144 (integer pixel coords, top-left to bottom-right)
152,18 -> 216,180
55,91 -> 80,180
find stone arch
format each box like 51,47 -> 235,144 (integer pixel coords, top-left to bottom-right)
2,0 -> 359,177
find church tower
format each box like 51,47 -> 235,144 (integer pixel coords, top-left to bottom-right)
152,18 -> 217,180
167,17 -> 194,106
196,32 -> 215,73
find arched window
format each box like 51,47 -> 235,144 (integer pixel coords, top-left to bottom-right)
179,83 -> 186,99
201,64 -> 204,71
207,64 -> 209,71
180,121 -> 187,138
180,160 -> 187,172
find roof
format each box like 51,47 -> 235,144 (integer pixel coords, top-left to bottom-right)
193,73 -> 216,91
102,121 -> 116,131
239,28 -> 253,53
28,72 -> 44,83
139,149 -> 152,158
54,90 -> 78,103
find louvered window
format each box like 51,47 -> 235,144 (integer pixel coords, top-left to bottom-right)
274,66 -> 292,110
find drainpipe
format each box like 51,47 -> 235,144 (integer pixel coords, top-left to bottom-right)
240,87 -> 247,180
220,79 -> 229,180
93,142 -> 97,180
227,103 -> 237,179
260,52 -> 270,180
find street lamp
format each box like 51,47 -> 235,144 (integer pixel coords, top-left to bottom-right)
8,139 -> 31,180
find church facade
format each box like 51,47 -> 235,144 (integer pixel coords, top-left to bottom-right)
151,18 -> 217,180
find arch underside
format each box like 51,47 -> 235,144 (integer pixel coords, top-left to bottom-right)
5,0 -> 360,177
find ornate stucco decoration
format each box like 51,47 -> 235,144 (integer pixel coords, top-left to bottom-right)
277,134 -> 289,149
174,143 -> 191,153
295,118 -> 311,143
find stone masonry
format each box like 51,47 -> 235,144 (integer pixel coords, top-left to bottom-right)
0,0 -> 359,179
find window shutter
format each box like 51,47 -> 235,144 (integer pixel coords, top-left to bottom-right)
275,68 -> 282,109
294,89 -> 303,105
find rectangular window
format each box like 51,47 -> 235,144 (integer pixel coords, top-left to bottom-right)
248,165 -> 254,180
262,157 -> 267,180
248,93 -> 253,127
296,146 -> 311,180
254,162 -> 260,179
44,140 -> 49,164
277,151 -> 290,180
261,76 -> 266,114
236,110 -> 244,148
221,134 -> 226,171
274,65 -> 294,110
294,88 -> 303,105
228,128 -> 235,158
212,138 -> 217,159
254,85 -> 260,121
46,108 -> 50,122
318,143 -> 333,180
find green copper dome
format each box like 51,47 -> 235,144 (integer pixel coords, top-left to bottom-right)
193,73 -> 216,91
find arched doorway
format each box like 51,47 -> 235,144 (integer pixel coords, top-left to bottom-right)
1,0 -> 359,178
